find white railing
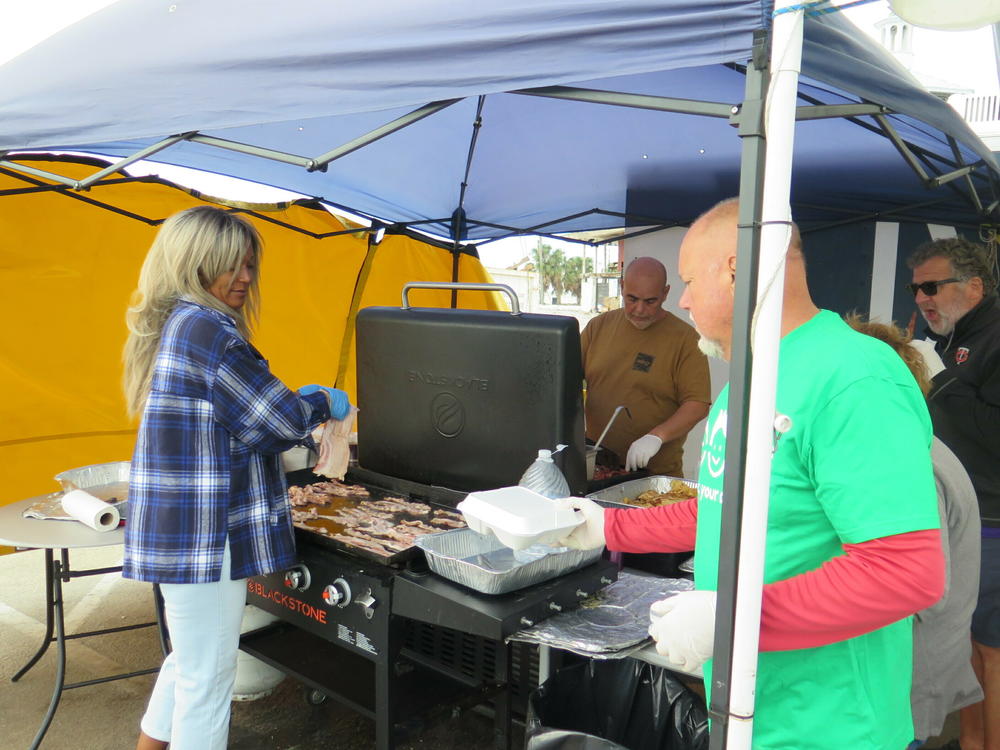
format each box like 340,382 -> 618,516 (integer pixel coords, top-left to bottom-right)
960,94 -> 1000,123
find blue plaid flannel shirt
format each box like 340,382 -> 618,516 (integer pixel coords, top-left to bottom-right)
123,300 -> 330,583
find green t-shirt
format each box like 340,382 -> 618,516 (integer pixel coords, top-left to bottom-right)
695,310 -> 940,750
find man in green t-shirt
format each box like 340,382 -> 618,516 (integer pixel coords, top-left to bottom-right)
560,199 -> 945,749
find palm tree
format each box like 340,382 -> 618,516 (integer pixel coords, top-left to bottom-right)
562,255 -> 594,303
531,240 -> 565,304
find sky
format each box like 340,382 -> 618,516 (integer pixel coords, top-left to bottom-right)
5,0 -> 999,268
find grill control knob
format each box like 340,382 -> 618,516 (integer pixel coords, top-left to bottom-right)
322,578 -> 352,608
283,565 -> 311,592
355,588 -> 377,620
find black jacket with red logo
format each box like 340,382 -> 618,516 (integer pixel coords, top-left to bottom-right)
926,295 -> 1000,526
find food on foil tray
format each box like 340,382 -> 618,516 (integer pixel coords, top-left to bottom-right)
625,479 -> 697,507
287,481 -> 466,557
593,466 -> 631,481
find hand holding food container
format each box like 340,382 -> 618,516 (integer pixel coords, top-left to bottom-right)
457,486 -> 585,551
552,497 -> 606,550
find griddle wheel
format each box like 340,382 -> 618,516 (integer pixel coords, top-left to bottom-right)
305,687 -> 328,706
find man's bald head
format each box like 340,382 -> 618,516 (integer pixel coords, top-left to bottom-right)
622,256 -> 669,330
677,198 -> 814,361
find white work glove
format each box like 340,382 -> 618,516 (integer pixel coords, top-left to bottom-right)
648,590 -> 716,670
625,433 -> 662,471
553,497 -> 606,550
909,337 -> 946,378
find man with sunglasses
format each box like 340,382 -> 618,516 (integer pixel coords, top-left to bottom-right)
908,237 -> 1000,750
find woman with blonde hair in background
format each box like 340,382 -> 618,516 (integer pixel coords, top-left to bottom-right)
122,205 -> 351,750
846,314 -> 982,749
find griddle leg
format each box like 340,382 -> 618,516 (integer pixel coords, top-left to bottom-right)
375,664 -> 393,750
493,643 -> 512,750
12,548 -> 56,683
29,555 -> 68,750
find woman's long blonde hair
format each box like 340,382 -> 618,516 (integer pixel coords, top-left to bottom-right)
123,206 -> 263,417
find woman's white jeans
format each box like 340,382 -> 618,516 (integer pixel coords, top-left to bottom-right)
141,542 -> 248,749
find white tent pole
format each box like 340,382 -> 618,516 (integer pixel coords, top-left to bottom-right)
725,3 -> 803,749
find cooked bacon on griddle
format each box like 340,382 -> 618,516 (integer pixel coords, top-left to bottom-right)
432,508 -> 464,521
291,507 -> 319,523
366,497 -> 432,515
311,480 -> 370,498
429,516 -> 466,529
398,519 -> 439,533
332,533 -> 392,555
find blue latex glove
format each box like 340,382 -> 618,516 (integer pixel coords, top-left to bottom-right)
298,385 -> 351,420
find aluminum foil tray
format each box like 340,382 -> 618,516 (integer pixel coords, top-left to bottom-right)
53,460 -> 130,518
586,475 -> 699,510
508,572 -> 694,657
415,528 -> 603,595
54,460 -> 130,491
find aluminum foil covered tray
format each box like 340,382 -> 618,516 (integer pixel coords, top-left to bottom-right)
586,475 -> 699,510
509,572 -> 694,657
415,528 -> 602,595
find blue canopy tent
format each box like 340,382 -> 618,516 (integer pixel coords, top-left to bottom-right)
1,1 -> 998,747
0,1 -> 995,240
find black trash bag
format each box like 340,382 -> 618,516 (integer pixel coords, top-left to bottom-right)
526,659 -> 708,750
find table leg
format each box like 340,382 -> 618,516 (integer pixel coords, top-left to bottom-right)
29,555 -> 68,750
152,584 -> 171,657
11,549 -> 55,683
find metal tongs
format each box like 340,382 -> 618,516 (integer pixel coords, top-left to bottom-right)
591,405 -> 631,453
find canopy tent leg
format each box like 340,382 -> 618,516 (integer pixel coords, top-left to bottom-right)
707,25 -> 770,750
710,1 -> 807,747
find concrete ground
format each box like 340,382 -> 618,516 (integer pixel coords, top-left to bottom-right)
0,546 -> 962,749
0,546 -> 510,750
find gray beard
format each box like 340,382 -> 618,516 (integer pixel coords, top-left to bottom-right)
697,336 -> 727,360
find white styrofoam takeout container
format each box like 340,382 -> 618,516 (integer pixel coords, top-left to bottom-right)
457,486 -> 583,551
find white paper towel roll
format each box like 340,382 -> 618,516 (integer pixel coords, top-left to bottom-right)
61,489 -> 120,532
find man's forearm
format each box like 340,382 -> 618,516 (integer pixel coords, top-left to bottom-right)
648,400 -> 711,444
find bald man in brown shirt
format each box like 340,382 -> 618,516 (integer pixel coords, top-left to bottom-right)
582,257 -> 711,477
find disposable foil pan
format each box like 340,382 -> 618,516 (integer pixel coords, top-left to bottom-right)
585,475 -> 699,510
415,528 -> 603,595
53,460 -> 130,518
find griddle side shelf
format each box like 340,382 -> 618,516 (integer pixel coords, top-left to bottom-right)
393,559 -> 618,640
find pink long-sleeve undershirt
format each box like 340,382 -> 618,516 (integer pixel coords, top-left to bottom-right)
604,502 -> 944,650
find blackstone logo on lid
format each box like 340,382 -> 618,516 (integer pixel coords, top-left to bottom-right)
431,392 -> 465,438
955,347 -> 970,364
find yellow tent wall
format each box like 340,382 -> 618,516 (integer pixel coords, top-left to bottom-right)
0,157 -> 502,511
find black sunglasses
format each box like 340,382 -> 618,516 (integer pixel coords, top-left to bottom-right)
906,278 -> 960,297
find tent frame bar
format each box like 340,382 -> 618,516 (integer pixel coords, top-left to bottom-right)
312,98 -> 463,172
514,85 -> 889,122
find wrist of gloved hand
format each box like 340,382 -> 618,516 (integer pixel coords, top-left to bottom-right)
626,433 -> 663,471
298,385 -> 352,420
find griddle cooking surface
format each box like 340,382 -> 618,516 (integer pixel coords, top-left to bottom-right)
285,470 -> 464,566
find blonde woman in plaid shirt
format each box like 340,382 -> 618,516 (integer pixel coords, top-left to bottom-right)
122,206 -> 350,750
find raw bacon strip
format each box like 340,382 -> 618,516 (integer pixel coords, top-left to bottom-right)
312,407 -> 357,480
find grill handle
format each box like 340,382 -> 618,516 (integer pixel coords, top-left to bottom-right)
401,282 -> 521,315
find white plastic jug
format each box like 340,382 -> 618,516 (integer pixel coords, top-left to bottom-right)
518,446 -> 571,499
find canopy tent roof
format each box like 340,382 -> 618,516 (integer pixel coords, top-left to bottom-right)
0,0 -> 996,241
